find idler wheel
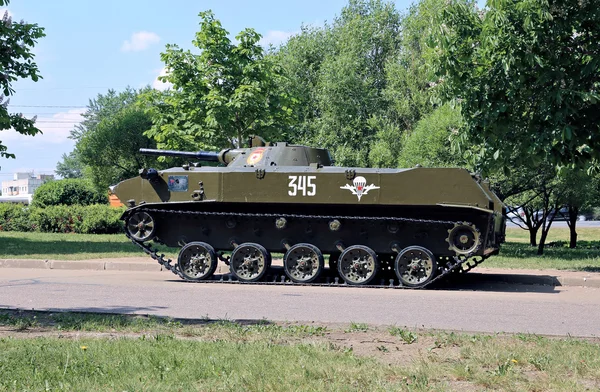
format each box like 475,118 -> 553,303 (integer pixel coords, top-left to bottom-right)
395,246 -> 437,287
126,211 -> 156,242
177,242 -> 218,281
284,243 -> 324,283
337,245 -> 379,285
446,222 -> 481,256
230,243 -> 271,282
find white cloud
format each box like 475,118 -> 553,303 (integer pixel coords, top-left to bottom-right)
258,30 -> 295,48
2,108 -> 85,145
152,67 -> 173,91
121,31 -> 160,53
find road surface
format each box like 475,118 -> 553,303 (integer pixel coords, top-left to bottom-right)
1,268 -> 599,337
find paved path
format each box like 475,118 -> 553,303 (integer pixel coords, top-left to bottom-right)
1,268 -> 599,337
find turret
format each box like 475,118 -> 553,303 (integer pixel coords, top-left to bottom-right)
139,141 -> 333,168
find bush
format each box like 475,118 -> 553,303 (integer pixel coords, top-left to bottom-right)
0,204 -> 35,232
32,179 -> 107,208
78,205 -> 124,234
29,205 -> 85,233
0,204 -> 125,234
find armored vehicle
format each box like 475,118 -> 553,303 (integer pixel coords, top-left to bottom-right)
113,137 -> 505,289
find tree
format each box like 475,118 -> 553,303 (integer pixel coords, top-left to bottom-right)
0,0 -> 45,160
77,106 -> 157,190
560,169 -> 600,248
58,88 -> 164,191
275,0 -> 450,168
143,11 -> 294,152
501,164 -> 569,255
55,151 -> 83,179
275,0 -> 403,167
397,103 -> 466,168
434,0 -> 600,173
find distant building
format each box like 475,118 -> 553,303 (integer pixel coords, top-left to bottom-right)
0,172 -> 54,204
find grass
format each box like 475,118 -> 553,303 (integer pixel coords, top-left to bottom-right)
483,227 -> 600,271
345,322 -> 369,333
0,227 -> 598,272
389,327 -> 418,344
0,310 -> 599,391
0,231 -> 176,260
0,337 -> 399,391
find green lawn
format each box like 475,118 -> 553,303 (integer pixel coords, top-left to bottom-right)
0,227 -> 598,271
1,310 -> 599,391
484,227 -> 600,271
0,231 -> 175,260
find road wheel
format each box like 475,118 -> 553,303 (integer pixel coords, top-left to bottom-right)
230,243 -> 271,282
284,243 -> 324,283
177,242 -> 218,281
395,246 -> 437,288
126,211 -> 155,242
337,245 -> 379,285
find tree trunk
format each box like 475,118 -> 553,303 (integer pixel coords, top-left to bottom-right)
537,227 -> 549,255
537,216 -> 556,255
568,206 -> 579,248
529,227 -> 538,247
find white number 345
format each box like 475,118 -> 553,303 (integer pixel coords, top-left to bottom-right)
288,175 -> 316,197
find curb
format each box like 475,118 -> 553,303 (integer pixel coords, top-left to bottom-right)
1,259 -> 599,288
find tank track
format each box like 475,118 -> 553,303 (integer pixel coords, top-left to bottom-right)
123,208 -> 490,289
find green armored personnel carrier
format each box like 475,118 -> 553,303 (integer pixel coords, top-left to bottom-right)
113,137 -> 505,288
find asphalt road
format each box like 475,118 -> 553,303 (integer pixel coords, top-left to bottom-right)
1,268 -> 599,337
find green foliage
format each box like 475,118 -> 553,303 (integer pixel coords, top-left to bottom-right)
31,179 -> 107,208
143,11 -> 294,151
433,0 -> 600,172
560,169 -> 600,215
397,104 -> 466,168
59,88 -> 163,191
0,1 -> 45,159
77,204 -> 123,234
55,151 -> 84,179
275,0 -> 450,168
345,322 -> 369,333
389,327 -> 418,344
77,105 -> 156,190
30,205 -> 84,233
0,204 -> 124,234
276,0 -> 404,167
0,203 -> 35,232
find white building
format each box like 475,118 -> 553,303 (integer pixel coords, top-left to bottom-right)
0,172 -> 54,204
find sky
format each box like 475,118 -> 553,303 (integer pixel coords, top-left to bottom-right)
0,0 -> 414,181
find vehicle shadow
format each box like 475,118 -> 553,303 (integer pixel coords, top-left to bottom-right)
163,267 -> 562,294
431,272 -> 561,293
0,307 -> 274,330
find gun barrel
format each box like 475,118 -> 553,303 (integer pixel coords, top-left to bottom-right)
139,148 -> 220,162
